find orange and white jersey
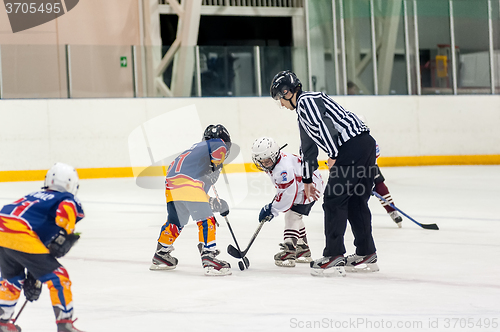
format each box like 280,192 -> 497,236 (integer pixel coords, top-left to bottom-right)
265,152 -> 323,216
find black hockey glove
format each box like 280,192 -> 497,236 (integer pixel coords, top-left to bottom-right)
209,197 -> 230,217
48,229 -> 80,258
259,203 -> 274,222
23,272 -> 42,302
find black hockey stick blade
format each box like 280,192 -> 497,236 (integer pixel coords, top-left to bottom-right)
227,244 -> 243,259
372,191 -> 439,230
420,223 -> 439,230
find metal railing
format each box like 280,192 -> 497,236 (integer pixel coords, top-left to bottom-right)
159,0 -> 303,7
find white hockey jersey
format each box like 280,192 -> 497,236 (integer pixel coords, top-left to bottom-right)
265,151 -> 324,217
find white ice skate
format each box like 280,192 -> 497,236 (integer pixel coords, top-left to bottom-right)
296,243 -> 313,263
345,253 -> 379,272
150,245 -> 178,271
201,250 -> 232,276
274,243 -> 296,267
310,256 -> 346,277
389,211 -> 403,228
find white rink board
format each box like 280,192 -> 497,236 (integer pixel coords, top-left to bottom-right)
0,95 -> 499,171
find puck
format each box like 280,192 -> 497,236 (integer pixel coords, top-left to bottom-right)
238,261 -> 245,271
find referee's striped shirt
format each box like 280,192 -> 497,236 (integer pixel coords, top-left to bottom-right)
295,91 -> 369,182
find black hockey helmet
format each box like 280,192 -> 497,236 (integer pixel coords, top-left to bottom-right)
203,124 -> 231,151
270,70 -> 302,100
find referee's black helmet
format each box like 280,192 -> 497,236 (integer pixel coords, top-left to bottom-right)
270,70 -> 302,100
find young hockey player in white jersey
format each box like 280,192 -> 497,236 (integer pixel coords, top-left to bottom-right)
252,137 -> 324,267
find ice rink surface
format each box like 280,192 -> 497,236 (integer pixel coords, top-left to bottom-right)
0,165 -> 499,332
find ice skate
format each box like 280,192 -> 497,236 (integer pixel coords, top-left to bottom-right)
150,244 -> 178,271
389,211 -> 402,228
296,243 -> 312,263
274,243 -> 296,267
57,318 -> 84,332
345,253 -> 379,272
310,255 -> 346,277
201,249 -> 232,276
0,320 -> 21,332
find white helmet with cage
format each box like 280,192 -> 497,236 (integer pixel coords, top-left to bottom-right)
43,162 -> 80,195
252,137 -> 280,171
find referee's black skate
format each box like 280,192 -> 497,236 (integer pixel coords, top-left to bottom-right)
0,319 -> 20,332
274,243 -> 296,267
310,255 -> 346,277
150,244 -> 178,271
345,253 -> 379,272
201,249 -> 232,276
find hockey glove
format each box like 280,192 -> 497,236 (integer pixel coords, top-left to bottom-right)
209,197 -> 230,217
48,229 -> 80,258
259,203 -> 274,222
23,272 -> 42,302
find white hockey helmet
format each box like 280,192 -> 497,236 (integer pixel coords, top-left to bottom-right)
252,137 -> 280,171
43,162 -> 80,195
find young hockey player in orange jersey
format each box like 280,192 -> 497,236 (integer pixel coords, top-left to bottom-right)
0,163 -> 85,332
149,124 -> 233,276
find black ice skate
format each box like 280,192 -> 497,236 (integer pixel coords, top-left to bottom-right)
56,318 -> 84,332
296,243 -> 312,263
274,243 -> 296,267
389,211 -> 403,228
0,320 -> 21,332
345,253 -> 379,272
201,249 -> 232,276
150,244 -> 178,271
310,255 -> 346,277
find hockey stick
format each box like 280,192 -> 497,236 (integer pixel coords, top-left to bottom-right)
372,191 -> 439,230
211,185 -> 250,270
227,219 -> 266,259
11,299 -> 28,324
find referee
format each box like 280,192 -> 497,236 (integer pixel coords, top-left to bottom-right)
270,70 -> 379,277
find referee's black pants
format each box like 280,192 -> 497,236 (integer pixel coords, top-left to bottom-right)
322,132 -> 377,257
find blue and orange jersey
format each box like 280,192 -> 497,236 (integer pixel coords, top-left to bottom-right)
165,139 -> 228,203
0,190 -> 84,254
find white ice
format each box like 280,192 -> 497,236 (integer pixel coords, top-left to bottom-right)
0,166 -> 499,332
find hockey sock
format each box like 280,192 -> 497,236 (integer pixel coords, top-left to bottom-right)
158,221 -> 182,247
41,267 -> 74,321
197,216 -> 217,251
374,182 -> 396,213
0,277 -> 23,320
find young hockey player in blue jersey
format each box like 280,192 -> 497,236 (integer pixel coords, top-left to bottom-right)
149,124 -> 233,276
0,162 -> 85,332
252,137 -> 324,267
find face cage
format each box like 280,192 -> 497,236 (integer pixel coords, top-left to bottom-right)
252,156 -> 277,172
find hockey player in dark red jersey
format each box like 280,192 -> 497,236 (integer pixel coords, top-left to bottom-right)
373,144 -> 403,227
0,162 -> 85,332
355,115 -> 403,228
149,124 -> 233,276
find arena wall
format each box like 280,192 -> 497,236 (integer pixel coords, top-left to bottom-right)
0,95 -> 499,181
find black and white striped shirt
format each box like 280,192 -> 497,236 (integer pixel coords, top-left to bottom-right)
295,91 -> 369,182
